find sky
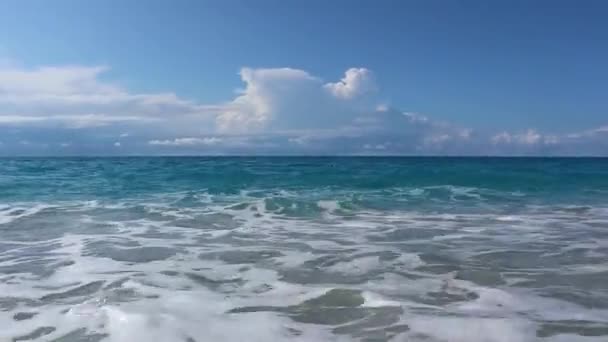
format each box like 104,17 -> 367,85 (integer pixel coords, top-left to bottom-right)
0,0 -> 606,156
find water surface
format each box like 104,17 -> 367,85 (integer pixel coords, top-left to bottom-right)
1,157 -> 608,341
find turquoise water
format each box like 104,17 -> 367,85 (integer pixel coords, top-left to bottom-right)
1,157 -> 608,341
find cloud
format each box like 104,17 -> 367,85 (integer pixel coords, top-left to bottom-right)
0,64 -> 217,131
0,61 -> 606,155
324,68 -> 376,99
491,129 -> 543,145
596,126 -> 608,134
216,67 -> 317,132
0,114 -> 155,128
491,129 -> 562,149
0,65 -> 111,100
215,67 -> 378,133
149,137 -> 222,146
566,126 -> 608,139
363,143 -> 388,151
0,65 -> 200,109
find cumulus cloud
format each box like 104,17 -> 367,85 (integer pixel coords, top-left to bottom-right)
324,68 -> 376,99
215,67 -> 379,133
0,61 -> 606,155
216,68 -> 316,132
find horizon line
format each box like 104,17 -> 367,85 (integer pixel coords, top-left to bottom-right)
1,155 -> 608,158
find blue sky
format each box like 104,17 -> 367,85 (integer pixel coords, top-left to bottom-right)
0,0 -> 606,155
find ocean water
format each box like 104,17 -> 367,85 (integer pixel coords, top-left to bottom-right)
1,157 -> 608,342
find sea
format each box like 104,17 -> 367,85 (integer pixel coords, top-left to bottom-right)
1,157 -> 607,342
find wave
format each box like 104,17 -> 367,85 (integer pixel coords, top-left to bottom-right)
1,170 -> 608,340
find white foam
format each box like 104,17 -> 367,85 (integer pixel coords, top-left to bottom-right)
27,288 -> 344,342
0,203 -> 52,224
545,334 -> 608,342
274,250 -> 315,268
361,291 -> 402,307
456,283 -> 608,323
407,188 -> 426,196
317,200 -> 341,213
0,232 -> 344,342
3,195 -> 608,341
402,316 -> 534,342
394,252 -> 424,269
326,256 -> 382,275
496,215 -> 521,222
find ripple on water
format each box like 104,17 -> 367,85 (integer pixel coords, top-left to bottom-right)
1,186 -> 608,341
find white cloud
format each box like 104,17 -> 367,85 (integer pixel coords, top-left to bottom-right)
492,132 -> 512,144
0,65 -> 205,110
543,135 -> 559,145
0,115 -> 45,124
0,64 -> 216,132
0,114 -> 155,128
0,65 -> 112,99
518,129 -> 541,145
566,125 -> 608,139
149,137 -> 222,146
595,126 -> 608,133
376,104 -> 389,112
363,143 -> 388,150
216,67 -> 321,132
403,112 -> 430,124
492,129 -> 543,145
0,61 -> 606,155
216,67 -> 378,133
425,134 -> 451,145
324,68 -> 376,99
288,136 -> 309,145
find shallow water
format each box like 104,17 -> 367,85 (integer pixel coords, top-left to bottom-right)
1,157 -> 608,341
